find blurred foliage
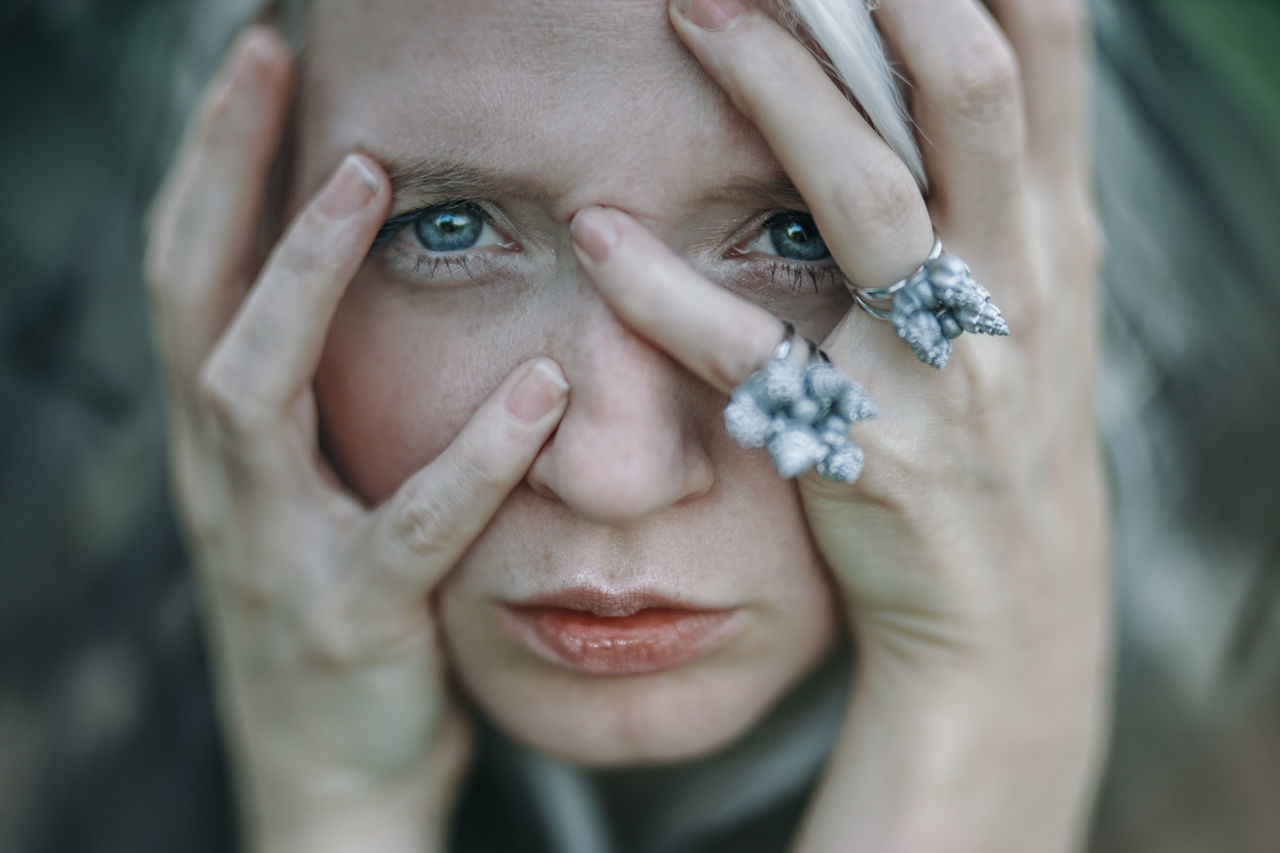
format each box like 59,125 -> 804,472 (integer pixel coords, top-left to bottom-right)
1,3 -> 236,853
1159,0 -> 1280,152
0,1 -> 1278,852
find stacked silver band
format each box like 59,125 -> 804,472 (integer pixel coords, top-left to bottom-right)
724,323 -> 877,484
852,233 -> 1009,369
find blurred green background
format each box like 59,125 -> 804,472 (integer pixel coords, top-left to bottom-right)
1161,0 -> 1280,151
0,1 -> 1276,852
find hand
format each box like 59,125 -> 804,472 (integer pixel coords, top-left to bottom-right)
143,28 -> 569,853
570,0 -> 1107,850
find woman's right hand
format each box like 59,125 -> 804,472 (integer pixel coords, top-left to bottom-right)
143,28 -> 569,853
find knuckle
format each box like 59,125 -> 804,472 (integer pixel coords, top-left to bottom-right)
300,591 -> 429,669
963,353 -> 1009,409
449,432 -> 509,492
300,601 -> 363,668
392,447 -> 503,558
393,494 -> 453,558
729,40 -> 792,117
196,354 -> 271,435
173,477 -> 229,554
222,566 -> 283,610
197,82 -> 240,146
828,159 -> 921,234
274,211 -> 341,281
142,221 -> 181,304
202,553 -> 288,610
941,38 -> 1021,125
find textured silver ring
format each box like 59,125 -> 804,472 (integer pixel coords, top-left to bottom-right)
853,232 -> 944,309
851,231 -> 1009,370
724,322 -> 877,484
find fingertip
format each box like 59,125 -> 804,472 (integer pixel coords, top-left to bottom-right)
570,206 -> 622,264
669,0 -> 746,33
315,153 -> 384,219
202,24 -> 294,138
347,153 -> 385,193
531,358 -> 570,392
506,359 -> 570,424
235,25 -> 293,76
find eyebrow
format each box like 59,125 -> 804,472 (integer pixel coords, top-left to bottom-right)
383,157 -> 548,204
382,157 -> 810,212
715,175 -> 809,212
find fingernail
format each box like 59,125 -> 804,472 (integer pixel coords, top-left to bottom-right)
229,27 -> 276,87
316,155 -> 380,219
673,0 -> 744,31
570,207 -> 620,263
507,360 -> 570,423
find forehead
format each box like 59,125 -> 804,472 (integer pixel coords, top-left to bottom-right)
300,0 -> 777,214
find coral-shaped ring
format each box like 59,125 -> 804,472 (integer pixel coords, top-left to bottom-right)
724,322 -> 877,484
851,232 -> 1009,369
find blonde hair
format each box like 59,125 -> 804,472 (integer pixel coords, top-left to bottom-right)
777,0 -> 926,188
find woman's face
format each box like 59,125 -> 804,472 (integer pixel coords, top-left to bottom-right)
302,0 -> 849,765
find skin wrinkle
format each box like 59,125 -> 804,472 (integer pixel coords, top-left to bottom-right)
305,0 -> 844,766
131,1 -> 1117,846
381,158 -> 812,226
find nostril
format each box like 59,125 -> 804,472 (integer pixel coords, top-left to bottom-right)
526,427 -> 714,526
524,299 -> 717,524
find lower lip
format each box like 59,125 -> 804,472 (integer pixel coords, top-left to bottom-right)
499,606 -> 741,676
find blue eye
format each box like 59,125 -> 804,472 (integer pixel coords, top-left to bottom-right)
414,203 -> 487,252
755,211 -> 830,262
372,201 -> 504,256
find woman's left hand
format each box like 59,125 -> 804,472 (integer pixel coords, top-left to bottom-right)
570,0 -> 1108,850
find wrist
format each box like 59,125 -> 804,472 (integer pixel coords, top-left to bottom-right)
248,785 -> 442,853
233,709 -> 472,853
241,734 -> 470,853
795,638 -> 1109,853
878,659 -> 1107,852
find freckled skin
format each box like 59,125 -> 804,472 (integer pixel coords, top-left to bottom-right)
302,0 -> 847,765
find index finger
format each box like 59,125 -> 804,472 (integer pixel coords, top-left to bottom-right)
668,0 -> 934,289
570,206 -> 783,395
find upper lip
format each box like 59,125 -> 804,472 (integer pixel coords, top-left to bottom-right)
504,586 -> 726,618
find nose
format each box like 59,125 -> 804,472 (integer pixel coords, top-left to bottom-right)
527,298 -> 715,526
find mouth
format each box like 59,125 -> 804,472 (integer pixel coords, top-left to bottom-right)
498,587 -> 742,677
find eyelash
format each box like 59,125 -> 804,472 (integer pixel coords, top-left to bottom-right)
379,243 -> 491,280
369,203 -> 845,291
729,211 -> 845,293
761,261 -> 847,294
369,205 -> 504,282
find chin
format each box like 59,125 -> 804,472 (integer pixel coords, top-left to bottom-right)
444,608 -> 837,767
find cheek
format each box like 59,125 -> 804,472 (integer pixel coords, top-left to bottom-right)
315,271 -> 527,503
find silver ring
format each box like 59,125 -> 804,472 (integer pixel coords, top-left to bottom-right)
724,321 -> 877,484
772,320 -> 797,360
853,232 -> 944,307
850,231 -> 1008,370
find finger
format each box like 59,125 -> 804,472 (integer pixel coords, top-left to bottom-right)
360,359 -> 569,607
669,0 -> 933,288
197,154 -> 389,441
870,0 -> 1027,230
144,27 -> 293,387
984,0 -> 1091,181
572,206 -> 783,395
